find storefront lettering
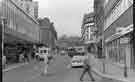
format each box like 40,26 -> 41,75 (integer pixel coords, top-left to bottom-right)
120,38 -> 129,44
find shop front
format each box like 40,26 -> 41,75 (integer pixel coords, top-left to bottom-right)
105,24 -> 134,70
84,40 -> 97,54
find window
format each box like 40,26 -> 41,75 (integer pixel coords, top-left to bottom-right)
127,0 -> 133,7
104,0 -> 126,30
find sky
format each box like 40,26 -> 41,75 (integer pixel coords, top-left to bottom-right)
34,0 -> 94,37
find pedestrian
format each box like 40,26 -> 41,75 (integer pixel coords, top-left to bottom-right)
2,55 -> 6,69
31,48 -> 35,59
24,48 -> 29,62
39,46 -> 49,76
80,53 -> 95,81
19,51 -> 25,62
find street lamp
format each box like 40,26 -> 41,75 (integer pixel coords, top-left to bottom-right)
1,16 -> 7,57
124,50 -> 127,77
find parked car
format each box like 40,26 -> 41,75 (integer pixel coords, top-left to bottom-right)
71,46 -> 86,68
59,50 -> 67,56
67,47 -> 76,58
71,54 -> 86,68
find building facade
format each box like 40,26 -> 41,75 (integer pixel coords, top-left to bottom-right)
0,0 -> 39,62
38,18 -> 57,50
94,0 -> 105,57
104,0 -> 134,70
81,12 -> 97,53
81,12 -> 96,43
12,0 -> 38,19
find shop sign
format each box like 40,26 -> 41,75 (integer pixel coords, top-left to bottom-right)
122,24 -> 133,34
116,24 -> 133,35
120,37 -> 130,44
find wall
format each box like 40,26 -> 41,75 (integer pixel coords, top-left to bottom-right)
0,0 -> 39,43
94,0 -> 105,36
104,6 -> 133,40
104,0 -> 133,31
81,12 -> 96,42
38,18 -> 57,49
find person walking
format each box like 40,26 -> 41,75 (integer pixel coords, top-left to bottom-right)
39,46 -> 49,76
24,48 -> 29,62
80,52 -> 95,81
2,55 -> 6,69
19,51 -> 25,62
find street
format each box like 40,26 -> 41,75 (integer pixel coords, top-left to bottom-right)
3,55 -> 122,82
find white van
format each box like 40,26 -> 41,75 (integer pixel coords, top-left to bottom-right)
71,46 -> 86,68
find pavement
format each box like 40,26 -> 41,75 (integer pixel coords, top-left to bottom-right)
3,62 -> 28,72
3,55 -> 123,82
89,53 -> 135,82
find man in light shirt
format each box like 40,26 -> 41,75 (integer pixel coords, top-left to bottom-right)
39,46 -> 49,75
80,47 -> 95,81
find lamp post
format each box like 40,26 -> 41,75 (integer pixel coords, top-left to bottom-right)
120,37 -> 128,77
124,49 -> 127,77
1,17 -> 6,57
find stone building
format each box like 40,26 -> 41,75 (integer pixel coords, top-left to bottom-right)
81,12 -> 97,53
38,18 -> 57,50
0,0 -> 39,63
94,0 -> 105,57
12,0 -> 39,19
104,0 -> 134,70
94,0 -> 134,79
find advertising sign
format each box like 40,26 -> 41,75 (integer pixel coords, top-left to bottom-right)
120,37 -> 130,44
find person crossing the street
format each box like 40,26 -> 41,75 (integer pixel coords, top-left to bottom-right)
39,46 -> 50,76
80,47 -> 95,81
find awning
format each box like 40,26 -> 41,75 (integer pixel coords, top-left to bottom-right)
105,24 -> 133,43
84,40 -> 97,44
4,25 -> 39,44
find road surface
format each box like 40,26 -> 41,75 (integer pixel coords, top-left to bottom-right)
3,55 -> 123,82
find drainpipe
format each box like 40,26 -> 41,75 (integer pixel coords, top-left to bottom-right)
102,35 -> 106,74
124,47 -> 127,77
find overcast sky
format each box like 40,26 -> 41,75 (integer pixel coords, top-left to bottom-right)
34,0 -> 94,37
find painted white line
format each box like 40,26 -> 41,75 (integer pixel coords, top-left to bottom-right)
3,63 -> 28,72
24,74 -> 41,82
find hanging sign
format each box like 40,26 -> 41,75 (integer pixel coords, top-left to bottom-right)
120,37 -> 130,44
